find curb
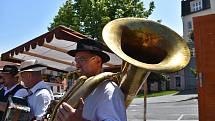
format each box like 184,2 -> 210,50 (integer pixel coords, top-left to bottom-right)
147,96 -> 198,104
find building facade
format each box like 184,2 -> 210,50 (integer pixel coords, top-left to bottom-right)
181,0 -> 215,89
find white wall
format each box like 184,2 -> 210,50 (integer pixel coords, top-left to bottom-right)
46,82 -> 64,94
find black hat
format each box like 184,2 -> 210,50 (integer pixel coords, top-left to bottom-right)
67,39 -> 110,63
2,65 -> 19,75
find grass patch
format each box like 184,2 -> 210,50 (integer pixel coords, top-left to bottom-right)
137,90 -> 179,98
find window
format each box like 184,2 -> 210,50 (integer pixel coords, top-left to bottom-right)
175,76 -> 181,87
187,38 -> 193,43
191,48 -> 196,57
187,21 -> 192,30
190,0 -> 203,12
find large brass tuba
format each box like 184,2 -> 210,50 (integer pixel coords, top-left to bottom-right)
102,17 -> 190,106
50,18 -> 190,120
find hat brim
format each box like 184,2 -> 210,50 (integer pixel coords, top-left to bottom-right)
67,50 -> 110,63
0,71 -> 18,75
0,72 -> 10,74
19,67 -> 47,73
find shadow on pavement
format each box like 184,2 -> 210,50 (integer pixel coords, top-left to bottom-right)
175,89 -> 197,95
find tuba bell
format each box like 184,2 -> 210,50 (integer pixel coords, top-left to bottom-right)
49,17 -> 190,120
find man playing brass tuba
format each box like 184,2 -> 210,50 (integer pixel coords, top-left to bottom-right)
56,39 -> 127,121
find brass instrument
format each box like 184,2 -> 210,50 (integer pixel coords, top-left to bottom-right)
50,17 -> 190,120
2,96 -> 31,121
102,18 -> 190,106
50,72 -> 119,121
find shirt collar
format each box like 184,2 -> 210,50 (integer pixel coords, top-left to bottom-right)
29,81 -> 49,94
4,83 -> 20,95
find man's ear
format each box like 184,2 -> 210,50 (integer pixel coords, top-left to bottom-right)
94,56 -> 102,64
26,72 -> 32,79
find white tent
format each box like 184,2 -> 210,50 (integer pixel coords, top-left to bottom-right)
1,26 -> 122,72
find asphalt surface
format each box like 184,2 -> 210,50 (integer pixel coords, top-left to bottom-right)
127,90 -> 198,121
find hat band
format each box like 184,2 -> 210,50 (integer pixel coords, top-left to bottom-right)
20,64 -> 45,71
82,44 -> 102,51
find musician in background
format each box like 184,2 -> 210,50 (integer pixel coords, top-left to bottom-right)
19,59 -> 54,121
0,65 -> 28,119
57,39 -> 127,121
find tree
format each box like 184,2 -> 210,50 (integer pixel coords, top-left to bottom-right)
48,0 -> 155,41
147,72 -> 170,92
189,67 -> 197,77
48,0 -> 80,31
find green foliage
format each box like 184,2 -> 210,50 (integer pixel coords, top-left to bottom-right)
48,0 -> 155,41
146,72 -> 171,92
189,30 -> 194,41
48,0 -> 80,31
189,67 -> 197,77
137,90 -> 178,98
148,72 -> 170,83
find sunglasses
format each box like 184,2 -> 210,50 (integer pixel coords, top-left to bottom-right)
75,56 -> 95,63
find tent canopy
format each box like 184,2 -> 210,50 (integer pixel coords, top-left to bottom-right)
1,26 -> 122,72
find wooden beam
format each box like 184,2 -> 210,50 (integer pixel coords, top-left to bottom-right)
42,44 -> 115,68
61,29 -> 84,39
43,43 -> 68,53
22,51 -> 75,66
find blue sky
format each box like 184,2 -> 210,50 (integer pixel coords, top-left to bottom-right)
0,0 -> 183,54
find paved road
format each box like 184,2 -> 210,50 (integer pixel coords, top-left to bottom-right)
127,93 -> 198,121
